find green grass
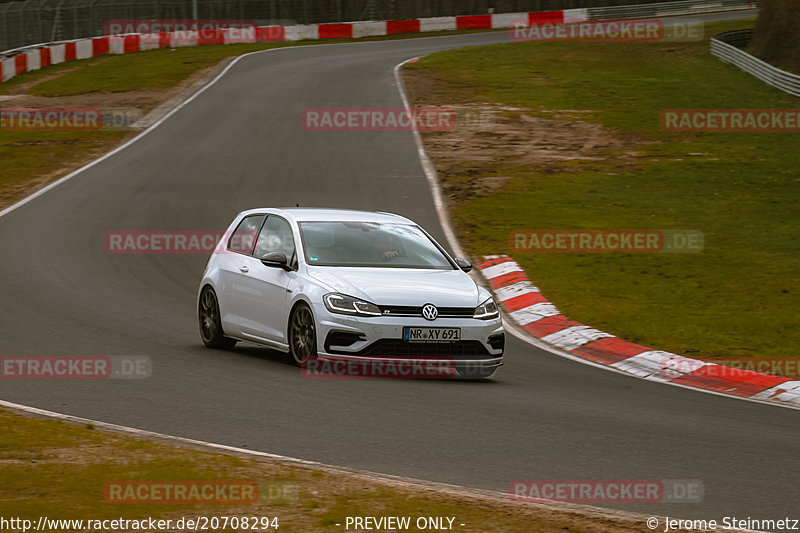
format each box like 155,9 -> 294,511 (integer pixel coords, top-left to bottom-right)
407,19 -> 800,360
1,44 -> 283,96
0,408 -> 613,532
0,131 -> 129,187
0,410 -> 254,519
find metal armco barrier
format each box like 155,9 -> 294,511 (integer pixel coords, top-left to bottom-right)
0,0 -> 764,85
0,0 -> 758,54
711,29 -> 800,97
586,0 -> 758,19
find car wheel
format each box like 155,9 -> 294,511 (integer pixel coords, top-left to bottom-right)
289,303 -> 317,366
199,287 -> 237,349
455,363 -> 497,380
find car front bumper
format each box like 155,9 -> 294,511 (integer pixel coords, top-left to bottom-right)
311,301 -> 505,369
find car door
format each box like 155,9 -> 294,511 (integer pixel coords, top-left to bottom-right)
237,215 -> 297,343
216,214 -> 265,336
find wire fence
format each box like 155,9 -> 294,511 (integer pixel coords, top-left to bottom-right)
711,29 -> 800,97
0,0 -> 740,53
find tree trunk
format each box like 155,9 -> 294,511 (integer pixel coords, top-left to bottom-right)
749,0 -> 800,73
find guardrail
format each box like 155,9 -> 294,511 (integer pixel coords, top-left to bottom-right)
0,0 -> 756,55
711,29 -> 800,97
0,0 -> 764,86
585,0 -> 758,19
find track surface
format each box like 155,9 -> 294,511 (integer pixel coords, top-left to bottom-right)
2,10 -> 796,524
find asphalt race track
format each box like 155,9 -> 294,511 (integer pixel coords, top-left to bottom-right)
2,9 -> 796,524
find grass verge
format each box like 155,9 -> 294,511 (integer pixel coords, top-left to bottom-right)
403,19 -> 800,362
0,407 -> 648,532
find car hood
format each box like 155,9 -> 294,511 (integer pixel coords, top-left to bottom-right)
306,267 -> 482,307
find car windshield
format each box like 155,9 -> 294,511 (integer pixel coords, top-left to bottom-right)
298,221 -> 454,269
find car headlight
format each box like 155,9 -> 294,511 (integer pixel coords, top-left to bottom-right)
473,297 -> 499,319
324,293 -> 382,317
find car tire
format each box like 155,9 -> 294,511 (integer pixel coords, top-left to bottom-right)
199,286 -> 237,349
289,302 -> 318,367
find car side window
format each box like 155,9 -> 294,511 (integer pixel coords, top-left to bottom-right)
227,215 -> 265,254
255,216 -> 296,264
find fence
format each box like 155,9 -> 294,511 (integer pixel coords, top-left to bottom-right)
0,0 -> 756,54
585,0 -> 757,19
711,29 -> 800,98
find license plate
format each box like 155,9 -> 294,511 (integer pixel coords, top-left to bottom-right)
403,327 -> 461,342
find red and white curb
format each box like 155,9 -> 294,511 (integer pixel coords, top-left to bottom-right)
477,255 -> 800,408
0,0 -> 759,85
0,9 -> 578,85
0,1 -> 750,86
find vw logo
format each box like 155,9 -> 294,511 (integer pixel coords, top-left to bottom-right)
422,304 -> 438,321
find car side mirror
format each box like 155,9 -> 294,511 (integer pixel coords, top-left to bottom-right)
455,257 -> 473,273
260,252 -> 292,271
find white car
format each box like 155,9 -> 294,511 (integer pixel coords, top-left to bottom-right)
198,208 -> 504,379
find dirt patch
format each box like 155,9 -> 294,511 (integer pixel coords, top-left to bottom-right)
0,62 -> 218,115
403,67 -> 649,205
0,59 -> 108,95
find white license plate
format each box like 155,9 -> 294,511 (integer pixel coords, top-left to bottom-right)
403,327 -> 461,342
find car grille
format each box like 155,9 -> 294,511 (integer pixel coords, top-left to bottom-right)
328,339 -> 494,360
378,305 -> 474,318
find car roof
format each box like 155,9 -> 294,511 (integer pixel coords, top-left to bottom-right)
237,208 -> 416,225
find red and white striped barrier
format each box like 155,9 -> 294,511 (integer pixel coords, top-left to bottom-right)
0,9 -> 579,85
477,255 -> 800,408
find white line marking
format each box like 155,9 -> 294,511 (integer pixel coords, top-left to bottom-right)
394,57 -> 465,259
0,398 -> 667,525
